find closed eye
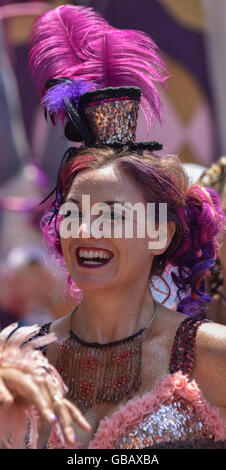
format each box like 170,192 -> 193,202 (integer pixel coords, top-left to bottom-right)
63,210 -> 82,218
103,211 -> 125,221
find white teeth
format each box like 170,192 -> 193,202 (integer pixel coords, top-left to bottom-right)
83,260 -> 102,265
78,249 -> 111,260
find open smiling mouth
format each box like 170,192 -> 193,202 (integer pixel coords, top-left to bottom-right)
75,247 -> 114,268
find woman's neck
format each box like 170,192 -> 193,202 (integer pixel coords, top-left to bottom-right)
70,283 -> 155,344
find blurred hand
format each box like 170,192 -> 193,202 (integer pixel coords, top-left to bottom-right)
0,366 -> 91,447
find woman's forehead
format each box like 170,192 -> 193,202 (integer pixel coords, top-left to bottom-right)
67,166 -> 144,202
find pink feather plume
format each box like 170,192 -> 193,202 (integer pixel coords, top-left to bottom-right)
29,4 -> 169,129
79,28 -> 169,127
29,4 -> 110,94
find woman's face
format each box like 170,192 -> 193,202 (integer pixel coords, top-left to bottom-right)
60,164 -> 170,294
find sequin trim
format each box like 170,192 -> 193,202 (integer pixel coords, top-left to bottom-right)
84,96 -> 138,108
113,397 -> 214,449
84,99 -> 139,145
169,315 -> 205,377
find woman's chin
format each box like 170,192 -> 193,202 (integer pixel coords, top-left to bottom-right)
73,272 -> 114,293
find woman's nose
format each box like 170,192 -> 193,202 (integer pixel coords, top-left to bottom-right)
78,217 -> 91,238
78,214 -> 106,239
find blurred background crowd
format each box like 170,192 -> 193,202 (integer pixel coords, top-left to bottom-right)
0,0 -> 225,329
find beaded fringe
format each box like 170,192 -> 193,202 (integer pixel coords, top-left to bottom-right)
56,332 -> 143,412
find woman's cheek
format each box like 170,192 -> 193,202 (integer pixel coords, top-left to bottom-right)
60,238 -> 72,268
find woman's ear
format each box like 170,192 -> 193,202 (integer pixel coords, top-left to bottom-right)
149,222 -> 176,255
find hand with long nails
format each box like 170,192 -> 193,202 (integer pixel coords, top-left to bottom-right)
0,323 -> 91,448
0,367 -> 91,447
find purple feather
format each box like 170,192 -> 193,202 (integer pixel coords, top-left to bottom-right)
29,5 -> 110,94
42,79 -> 97,123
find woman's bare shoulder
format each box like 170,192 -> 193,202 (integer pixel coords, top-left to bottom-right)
192,320 -> 226,407
154,303 -> 188,336
49,312 -> 71,339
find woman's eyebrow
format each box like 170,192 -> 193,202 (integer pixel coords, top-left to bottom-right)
104,200 -> 126,205
65,197 -> 80,204
65,198 -> 126,205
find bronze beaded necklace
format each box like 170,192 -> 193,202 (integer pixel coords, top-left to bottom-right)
56,301 -> 157,412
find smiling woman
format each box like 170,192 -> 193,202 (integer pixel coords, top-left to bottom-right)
0,4 -> 226,450
42,145 -> 223,317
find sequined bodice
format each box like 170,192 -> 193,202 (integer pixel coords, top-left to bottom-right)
114,396 -> 214,449
35,315 -> 226,449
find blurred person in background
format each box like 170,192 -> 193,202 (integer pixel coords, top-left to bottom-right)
0,244 -> 72,329
178,161 -> 226,324
0,304 -> 18,331
197,157 -> 226,324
